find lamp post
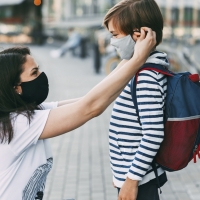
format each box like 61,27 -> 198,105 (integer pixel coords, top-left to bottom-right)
32,0 -> 44,44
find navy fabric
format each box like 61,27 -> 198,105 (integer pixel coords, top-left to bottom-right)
130,64 -> 200,123
117,183 -> 160,200
168,73 -> 200,118
131,63 -> 200,171
117,172 -> 168,200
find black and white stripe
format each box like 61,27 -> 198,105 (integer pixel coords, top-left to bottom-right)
109,51 -> 168,187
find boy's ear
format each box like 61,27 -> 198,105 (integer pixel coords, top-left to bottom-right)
132,31 -> 141,42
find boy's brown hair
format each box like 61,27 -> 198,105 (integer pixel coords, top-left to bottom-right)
103,0 -> 163,46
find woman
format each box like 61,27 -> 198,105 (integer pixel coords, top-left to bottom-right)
103,0 -> 168,200
0,27 -> 156,200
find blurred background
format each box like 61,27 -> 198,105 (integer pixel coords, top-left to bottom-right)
0,0 -> 200,73
1,1 -> 200,200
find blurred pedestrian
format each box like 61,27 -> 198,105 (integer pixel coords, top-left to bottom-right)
93,28 -> 111,73
50,28 -> 81,58
103,0 -> 168,199
0,27 -> 156,200
93,42 -> 101,73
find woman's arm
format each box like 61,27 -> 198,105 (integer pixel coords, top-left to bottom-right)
58,97 -> 83,106
40,27 -> 156,139
57,59 -> 127,106
107,59 -> 128,76
57,60 -> 128,107
57,60 -> 127,107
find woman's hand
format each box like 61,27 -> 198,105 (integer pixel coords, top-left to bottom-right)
132,27 -> 156,63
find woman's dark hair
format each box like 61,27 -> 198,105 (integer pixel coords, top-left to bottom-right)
0,47 -> 40,143
103,0 -> 163,46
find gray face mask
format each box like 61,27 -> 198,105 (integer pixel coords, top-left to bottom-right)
110,35 -> 135,60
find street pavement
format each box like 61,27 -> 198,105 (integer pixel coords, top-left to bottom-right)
2,43 -> 200,200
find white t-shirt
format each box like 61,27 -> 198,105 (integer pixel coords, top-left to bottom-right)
0,102 -> 58,200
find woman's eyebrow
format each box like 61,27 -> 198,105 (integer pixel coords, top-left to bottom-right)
31,66 -> 39,72
31,67 -> 38,71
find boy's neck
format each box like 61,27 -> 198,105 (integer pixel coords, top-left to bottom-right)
151,48 -> 156,52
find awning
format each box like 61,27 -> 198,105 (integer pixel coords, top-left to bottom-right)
0,0 -> 24,6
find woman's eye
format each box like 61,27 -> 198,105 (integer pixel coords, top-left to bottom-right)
33,67 -> 40,75
32,70 -> 38,75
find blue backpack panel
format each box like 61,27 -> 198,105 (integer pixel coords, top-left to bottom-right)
131,63 -> 200,172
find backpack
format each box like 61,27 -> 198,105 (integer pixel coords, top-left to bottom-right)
130,63 -> 200,172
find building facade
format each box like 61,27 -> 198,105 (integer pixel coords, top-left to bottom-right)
0,0 -> 44,44
42,0 -> 200,40
157,0 -> 200,39
42,0 -> 119,28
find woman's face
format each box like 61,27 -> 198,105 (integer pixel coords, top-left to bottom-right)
108,19 -> 140,41
15,55 -> 40,94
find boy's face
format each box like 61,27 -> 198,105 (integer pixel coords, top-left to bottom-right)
108,19 -> 141,42
108,19 -> 126,39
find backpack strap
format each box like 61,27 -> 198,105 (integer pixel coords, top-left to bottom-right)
130,63 -> 173,125
130,64 -> 173,192
131,75 -> 142,125
152,160 -> 162,194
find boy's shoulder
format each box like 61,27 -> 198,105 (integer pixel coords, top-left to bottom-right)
137,66 -> 168,86
138,68 -> 160,79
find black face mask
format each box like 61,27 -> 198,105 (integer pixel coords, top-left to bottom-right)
19,72 -> 49,105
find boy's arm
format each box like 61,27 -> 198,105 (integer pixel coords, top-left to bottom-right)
58,97 -> 83,106
127,70 -> 165,180
119,70 -> 165,199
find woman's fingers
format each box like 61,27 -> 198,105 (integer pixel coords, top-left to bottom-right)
140,27 -> 155,42
139,27 -> 156,46
139,28 -> 146,40
133,27 -> 156,61
140,27 -> 153,36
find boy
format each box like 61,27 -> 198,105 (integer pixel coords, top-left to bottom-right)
103,0 -> 168,199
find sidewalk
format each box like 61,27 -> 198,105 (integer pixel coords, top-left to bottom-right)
26,45 -> 200,200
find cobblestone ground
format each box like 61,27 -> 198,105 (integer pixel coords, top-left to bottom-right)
3,44 -> 200,200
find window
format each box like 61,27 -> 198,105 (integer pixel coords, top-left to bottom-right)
184,7 -> 193,27
171,8 -> 179,27
0,7 -> 12,19
198,9 -> 200,26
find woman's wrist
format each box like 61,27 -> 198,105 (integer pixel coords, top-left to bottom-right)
131,54 -> 146,67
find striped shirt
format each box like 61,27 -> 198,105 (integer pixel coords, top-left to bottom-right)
109,52 -> 168,188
